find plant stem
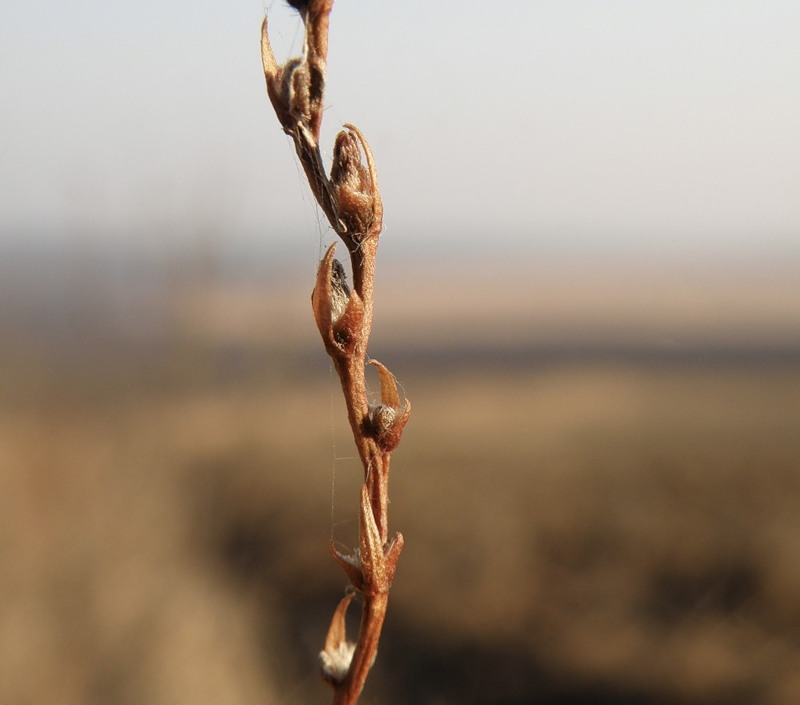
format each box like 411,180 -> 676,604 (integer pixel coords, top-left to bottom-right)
260,3 -> 409,703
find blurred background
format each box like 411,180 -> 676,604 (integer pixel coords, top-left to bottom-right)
1,2 -> 799,704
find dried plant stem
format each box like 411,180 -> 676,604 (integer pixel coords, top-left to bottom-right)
261,3 -> 409,704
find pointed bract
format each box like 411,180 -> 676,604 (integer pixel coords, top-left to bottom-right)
359,484 -> 387,594
311,243 -> 338,337
330,540 -> 364,591
319,592 -> 356,686
312,243 -> 366,355
366,361 -> 411,452
343,123 -> 383,234
369,360 -> 400,408
330,126 -> 383,242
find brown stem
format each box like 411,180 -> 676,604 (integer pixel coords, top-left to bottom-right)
333,356 -> 389,542
332,594 -> 389,705
293,133 -> 339,231
366,454 -> 390,545
261,4 -> 408,704
348,238 -> 377,340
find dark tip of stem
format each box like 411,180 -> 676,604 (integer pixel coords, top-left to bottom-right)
286,0 -> 311,12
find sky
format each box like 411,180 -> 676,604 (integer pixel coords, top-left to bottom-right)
1,1 -> 798,262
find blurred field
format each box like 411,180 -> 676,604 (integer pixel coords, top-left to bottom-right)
1,244 -> 799,705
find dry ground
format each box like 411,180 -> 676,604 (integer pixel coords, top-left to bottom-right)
1,250 -> 799,705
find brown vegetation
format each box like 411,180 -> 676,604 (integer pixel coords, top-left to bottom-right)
1,250 -> 799,704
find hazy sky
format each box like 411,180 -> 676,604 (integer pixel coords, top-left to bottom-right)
1,1 -> 798,258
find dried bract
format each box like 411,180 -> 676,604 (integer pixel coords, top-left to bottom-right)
312,243 -> 365,355
319,593 -> 356,686
331,126 -> 383,242
367,361 -> 411,452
